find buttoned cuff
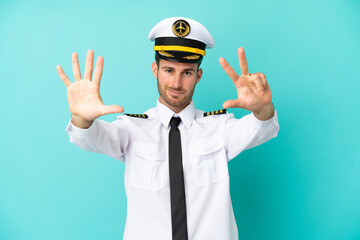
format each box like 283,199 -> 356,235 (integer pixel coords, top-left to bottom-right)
249,110 -> 279,130
65,119 -> 98,139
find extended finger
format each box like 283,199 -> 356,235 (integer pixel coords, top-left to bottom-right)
92,56 -> 103,87
238,47 -> 249,76
222,99 -> 241,109
84,49 -> 94,80
99,105 -> 124,116
219,57 -> 239,84
56,65 -> 71,87
250,74 -> 265,95
72,52 -> 81,81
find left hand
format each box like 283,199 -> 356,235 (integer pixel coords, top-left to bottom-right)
219,47 -> 274,120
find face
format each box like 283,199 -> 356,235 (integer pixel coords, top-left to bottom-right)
152,59 -> 203,113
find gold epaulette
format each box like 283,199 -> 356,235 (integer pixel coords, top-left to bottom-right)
203,109 -> 227,117
125,114 -> 148,118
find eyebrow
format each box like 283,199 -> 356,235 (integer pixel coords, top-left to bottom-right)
161,66 -> 196,72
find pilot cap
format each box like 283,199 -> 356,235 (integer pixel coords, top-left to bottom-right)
149,17 -> 215,63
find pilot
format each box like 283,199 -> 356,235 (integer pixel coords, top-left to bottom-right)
57,17 -> 279,240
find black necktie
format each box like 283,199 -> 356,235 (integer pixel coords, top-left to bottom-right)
169,117 -> 188,240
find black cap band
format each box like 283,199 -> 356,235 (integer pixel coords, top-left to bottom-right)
155,51 -> 203,64
155,37 -> 206,50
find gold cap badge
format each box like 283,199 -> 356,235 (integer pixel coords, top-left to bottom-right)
172,20 -> 190,38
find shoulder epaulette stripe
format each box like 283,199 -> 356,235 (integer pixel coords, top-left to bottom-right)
203,109 -> 227,117
125,113 -> 148,118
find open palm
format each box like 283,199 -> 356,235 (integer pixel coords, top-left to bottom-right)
57,50 -> 124,125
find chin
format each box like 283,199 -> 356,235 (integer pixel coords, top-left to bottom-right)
166,96 -> 187,108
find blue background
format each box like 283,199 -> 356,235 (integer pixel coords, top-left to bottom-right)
1,0 -> 359,239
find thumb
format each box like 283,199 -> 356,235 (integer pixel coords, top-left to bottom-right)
222,99 -> 240,109
99,105 -> 124,116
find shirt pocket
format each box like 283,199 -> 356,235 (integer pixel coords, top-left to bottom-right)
190,138 -> 229,186
129,141 -> 166,190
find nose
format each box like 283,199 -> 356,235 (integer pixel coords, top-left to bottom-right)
170,73 -> 182,89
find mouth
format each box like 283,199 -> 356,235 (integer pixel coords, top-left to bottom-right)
168,89 -> 185,97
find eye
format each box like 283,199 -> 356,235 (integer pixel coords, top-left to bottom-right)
165,69 -> 172,73
184,71 -> 192,76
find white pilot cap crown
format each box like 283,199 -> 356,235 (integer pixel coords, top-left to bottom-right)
149,17 -> 215,63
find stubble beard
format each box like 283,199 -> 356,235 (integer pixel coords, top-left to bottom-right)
157,77 -> 196,109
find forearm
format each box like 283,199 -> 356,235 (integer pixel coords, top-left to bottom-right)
245,110 -> 279,150
66,118 -> 130,161
223,109 -> 279,160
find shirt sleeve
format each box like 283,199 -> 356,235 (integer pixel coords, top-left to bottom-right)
65,117 -> 130,162
222,110 -> 279,161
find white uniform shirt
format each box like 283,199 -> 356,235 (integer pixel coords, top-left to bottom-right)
66,100 -> 279,240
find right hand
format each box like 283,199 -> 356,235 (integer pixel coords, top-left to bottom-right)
57,50 -> 124,128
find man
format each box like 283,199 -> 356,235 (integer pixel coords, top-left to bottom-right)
57,17 -> 279,240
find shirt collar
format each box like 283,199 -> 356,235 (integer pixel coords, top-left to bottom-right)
156,99 -> 196,129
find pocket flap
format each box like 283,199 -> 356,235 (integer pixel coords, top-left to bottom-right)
190,139 -> 223,156
133,141 -> 164,160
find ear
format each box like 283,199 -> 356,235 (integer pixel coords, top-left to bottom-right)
196,68 -> 203,84
151,62 -> 158,79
